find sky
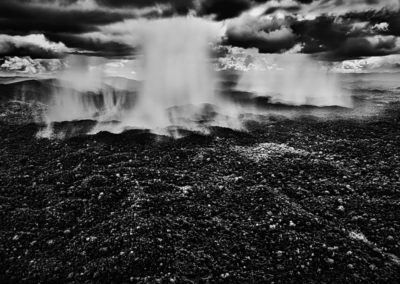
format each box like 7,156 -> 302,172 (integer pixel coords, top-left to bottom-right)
1,0 -> 400,74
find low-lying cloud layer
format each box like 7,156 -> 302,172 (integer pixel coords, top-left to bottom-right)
0,56 -> 65,74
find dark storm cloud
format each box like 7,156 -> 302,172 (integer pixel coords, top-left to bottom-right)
0,45 -> 61,59
0,0 -> 265,58
95,0 -> 256,20
220,0 -> 400,59
94,0 -> 306,21
344,10 -> 400,36
0,18 -> 96,35
387,13 -> 400,36
291,16 -> 350,54
0,0 -> 400,59
0,0 -> 129,33
335,36 -> 400,58
296,0 -> 313,3
95,0 -> 195,14
223,2 -> 300,53
6,0 -> 79,5
225,14 -> 297,53
225,34 -> 297,53
197,0 -> 308,20
291,13 -> 400,60
199,0 -> 252,20
95,0 -> 175,7
0,0 -> 136,57
46,33 -> 135,58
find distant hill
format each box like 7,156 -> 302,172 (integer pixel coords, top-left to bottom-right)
102,76 -> 141,91
0,78 -> 59,103
0,76 -> 140,105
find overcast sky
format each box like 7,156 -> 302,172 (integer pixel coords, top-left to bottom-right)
0,0 -> 399,62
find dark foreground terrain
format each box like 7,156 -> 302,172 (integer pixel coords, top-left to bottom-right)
1,103 -> 400,283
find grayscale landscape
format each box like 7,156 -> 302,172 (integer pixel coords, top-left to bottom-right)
0,1 -> 400,283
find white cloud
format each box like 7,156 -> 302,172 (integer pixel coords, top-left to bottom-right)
284,43 -> 304,54
0,34 -> 70,57
227,9 -> 294,39
217,45 -> 400,74
330,55 -> 400,73
216,46 -> 282,71
0,56 -> 65,74
247,0 -> 299,17
373,22 -> 390,32
366,35 -> 400,52
350,21 -> 370,32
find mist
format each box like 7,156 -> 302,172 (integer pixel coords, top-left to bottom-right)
234,54 -> 352,107
121,17 -> 239,132
39,17 -> 244,138
37,17 -> 354,138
